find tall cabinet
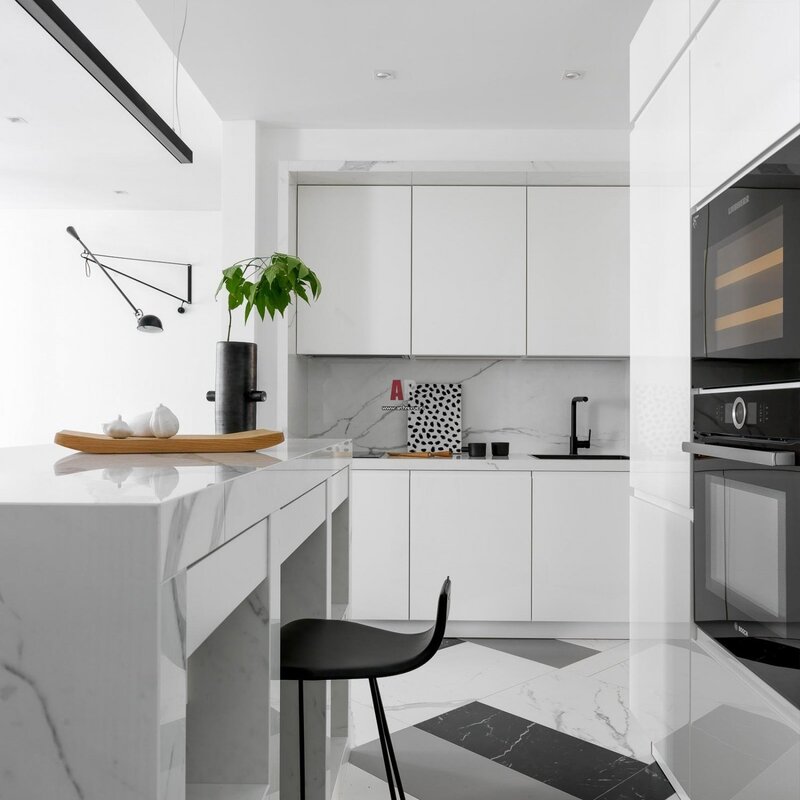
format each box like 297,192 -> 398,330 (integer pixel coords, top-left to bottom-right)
629,12 -> 695,787
630,2 -> 800,797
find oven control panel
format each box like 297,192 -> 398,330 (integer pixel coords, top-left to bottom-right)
695,386 -> 798,440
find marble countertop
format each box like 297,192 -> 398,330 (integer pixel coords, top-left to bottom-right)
0,438 -> 351,505
350,453 -> 629,471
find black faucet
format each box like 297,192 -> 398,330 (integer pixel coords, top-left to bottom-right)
569,396 -> 591,455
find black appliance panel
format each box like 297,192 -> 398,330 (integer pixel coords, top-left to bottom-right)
690,385 -> 800,709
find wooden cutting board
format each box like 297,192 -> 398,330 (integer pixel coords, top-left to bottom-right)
386,450 -> 453,458
54,429 -> 285,454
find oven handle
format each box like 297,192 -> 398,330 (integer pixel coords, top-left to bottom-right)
681,441 -> 795,466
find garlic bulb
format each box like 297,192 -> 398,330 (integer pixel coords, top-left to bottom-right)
103,415 -> 133,439
129,411 -> 154,437
150,404 -> 180,438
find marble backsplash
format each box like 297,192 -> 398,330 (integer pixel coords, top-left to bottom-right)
290,357 -> 629,455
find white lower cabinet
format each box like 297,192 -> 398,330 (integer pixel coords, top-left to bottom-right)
350,471 -> 410,620
409,471 -> 532,621
532,471 -> 629,622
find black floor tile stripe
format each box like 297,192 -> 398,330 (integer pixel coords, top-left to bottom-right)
593,763 -> 675,800
415,701 -> 662,800
465,638 -> 600,668
437,637 -> 465,650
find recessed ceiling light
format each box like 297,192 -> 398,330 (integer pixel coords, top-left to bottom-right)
562,70 -> 585,81
6,116 -> 28,124
374,70 -> 396,80
113,189 -> 129,195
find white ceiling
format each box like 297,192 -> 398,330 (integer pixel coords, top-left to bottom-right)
134,0 -> 649,129
0,0 -> 221,209
0,0 -> 648,210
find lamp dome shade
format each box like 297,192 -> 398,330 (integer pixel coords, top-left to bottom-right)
137,314 -> 163,333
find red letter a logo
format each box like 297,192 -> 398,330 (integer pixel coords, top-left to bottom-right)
390,379 -> 404,401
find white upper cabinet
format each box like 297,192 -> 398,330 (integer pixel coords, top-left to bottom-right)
409,471 -> 532,621
690,0 -> 800,207
532,471 -> 629,623
411,186 -> 527,356
297,186 -> 411,355
527,187 -> 629,357
630,54 -> 692,508
629,0 -> 690,122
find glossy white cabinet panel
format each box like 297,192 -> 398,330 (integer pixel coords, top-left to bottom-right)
690,0 -> 800,207
628,497 -> 692,759
411,187 -> 526,356
297,186 -> 411,354
630,53 -> 692,508
691,0 -> 719,29
527,187 -> 629,357
409,471 -> 531,621
350,470 -> 409,620
629,0 -> 690,121
532,472 -> 629,622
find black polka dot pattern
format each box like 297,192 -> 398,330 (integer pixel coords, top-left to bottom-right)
407,383 -> 462,453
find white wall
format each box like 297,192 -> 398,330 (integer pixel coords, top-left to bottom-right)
0,209 -> 222,446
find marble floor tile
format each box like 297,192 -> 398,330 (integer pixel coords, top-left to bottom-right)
467,637 -> 599,667
332,762 -> 422,800
349,642 -> 555,727
349,698 -> 412,748
416,701 -> 644,800
351,726 -> 575,800
592,660 -> 631,689
594,763 -> 676,800
560,639 -> 628,652
484,669 -> 654,763
560,642 -> 630,678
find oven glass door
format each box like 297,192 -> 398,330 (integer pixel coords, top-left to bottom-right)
694,457 -> 800,708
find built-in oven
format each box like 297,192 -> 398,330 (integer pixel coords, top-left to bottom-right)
685,384 -> 800,709
692,132 -> 800,388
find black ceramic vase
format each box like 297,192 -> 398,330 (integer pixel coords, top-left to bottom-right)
206,341 -> 266,433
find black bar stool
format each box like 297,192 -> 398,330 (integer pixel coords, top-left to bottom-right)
281,577 -> 452,800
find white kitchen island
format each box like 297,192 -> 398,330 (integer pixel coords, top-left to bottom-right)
0,439 -> 352,800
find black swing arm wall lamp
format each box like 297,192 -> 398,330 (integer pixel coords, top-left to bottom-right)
66,226 -> 192,333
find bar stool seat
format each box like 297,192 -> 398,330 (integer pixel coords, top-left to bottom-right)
281,577 -> 451,800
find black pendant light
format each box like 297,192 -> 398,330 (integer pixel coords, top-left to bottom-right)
14,0 -> 193,163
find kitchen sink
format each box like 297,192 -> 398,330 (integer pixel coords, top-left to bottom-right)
529,454 -> 630,460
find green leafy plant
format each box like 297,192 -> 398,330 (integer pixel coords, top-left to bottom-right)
216,254 -> 322,341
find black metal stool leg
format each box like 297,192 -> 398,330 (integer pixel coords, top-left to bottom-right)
369,678 -> 398,800
298,679 -> 306,800
370,678 -> 406,800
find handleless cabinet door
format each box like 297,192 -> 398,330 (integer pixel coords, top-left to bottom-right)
411,187 -> 526,356
527,187 -> 629,356
409,471 -> 531,621
350,470 -> 410,620
532,471 -> 629,622
629,0 -> 691,122
691,0 -> 800,207
297,186 -> 411,355
629,53 -> 692,508
628,496 -> 692,765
